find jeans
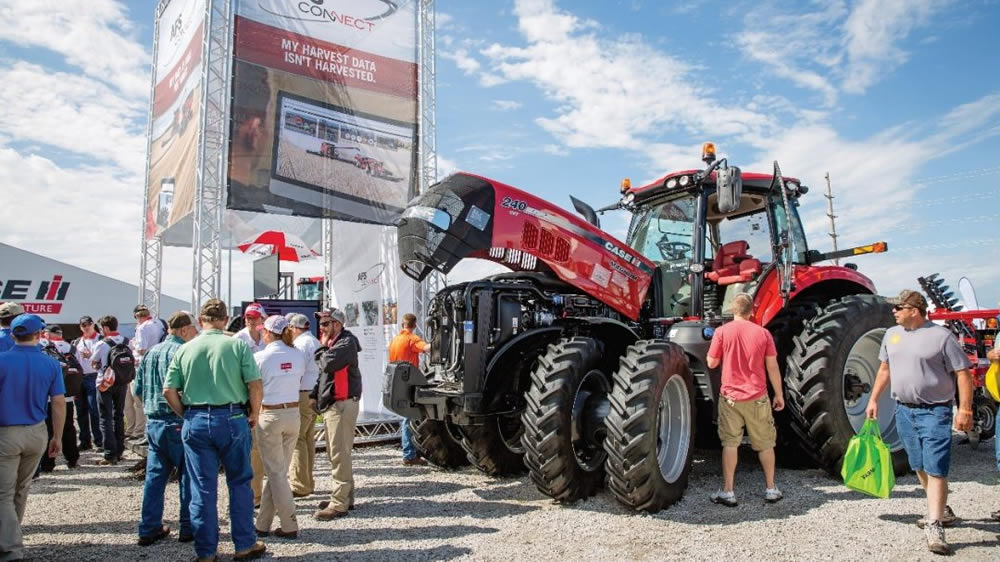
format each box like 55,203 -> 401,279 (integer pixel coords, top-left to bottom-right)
182,407 -> 256,558
79,374 -> 100,447
895,403 -> 953,478
401,417 -> 418,460
139,418 -> 191,539
99,384 -> 127,461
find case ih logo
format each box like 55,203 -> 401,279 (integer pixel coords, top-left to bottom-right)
259,0 -> 398,31
0,275 -> 71,314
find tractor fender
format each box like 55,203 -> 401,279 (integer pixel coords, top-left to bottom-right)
569,317 -> 641,372
754,265 -> 876,326
483,327 -> 564,398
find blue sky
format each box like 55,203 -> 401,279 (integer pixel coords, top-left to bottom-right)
1,0 -> 999,309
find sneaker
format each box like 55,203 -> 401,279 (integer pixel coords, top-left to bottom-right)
710,490 -> 738,507
924,520 -> 950,555
314,506 -> 348,520
991,509 -> 1000,522
96,458 -> 117,466
764,487 -> 784,503
138,526 -> 171,546
917,505 -> 957,529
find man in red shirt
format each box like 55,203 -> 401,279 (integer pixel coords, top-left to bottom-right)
388,313 -> 430,466
705,293 -> 785,506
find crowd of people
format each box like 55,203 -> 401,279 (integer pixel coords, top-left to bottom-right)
0,300 -> 432,562
1,289 -> 998,559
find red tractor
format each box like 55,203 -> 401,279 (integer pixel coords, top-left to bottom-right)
384,143 -> 907,512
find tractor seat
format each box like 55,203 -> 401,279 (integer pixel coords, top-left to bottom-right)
707,240 -> 762,286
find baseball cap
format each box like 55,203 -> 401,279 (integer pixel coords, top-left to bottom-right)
45,324 -> 63,335
79,315 -> 94,325
888,289 -> 928,312
244,303 -> 265,319
262,315 -> 288,334
11,314 -> 45,336
286,313 -> 310,329
133,304 -> 151,316
0,302 -> 24,319
315,308 -> 346,325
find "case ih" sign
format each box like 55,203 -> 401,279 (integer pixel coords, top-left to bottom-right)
0,275 -> 71,314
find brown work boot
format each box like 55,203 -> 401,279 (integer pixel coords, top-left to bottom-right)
314,505 -> 348,520
403,457 -> 428,466
234,541 -> 267,560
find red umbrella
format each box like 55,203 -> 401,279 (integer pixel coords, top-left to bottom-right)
238,231 -> 320,262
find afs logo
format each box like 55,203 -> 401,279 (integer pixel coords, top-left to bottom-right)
353,263 -> 386,292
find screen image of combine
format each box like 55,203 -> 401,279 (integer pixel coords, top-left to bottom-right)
270,92 -> 414,214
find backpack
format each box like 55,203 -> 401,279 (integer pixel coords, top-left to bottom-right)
157,318 -> 168,344
104,337 -> 135,387
42,343 -> 84,399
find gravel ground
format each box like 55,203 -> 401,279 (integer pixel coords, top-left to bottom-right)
22,436 -> 1000,561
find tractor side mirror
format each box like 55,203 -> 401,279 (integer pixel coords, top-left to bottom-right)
716,165 -> 742,214
570,195 -> 601,228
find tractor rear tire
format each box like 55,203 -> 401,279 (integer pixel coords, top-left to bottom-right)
521,337 -> 608,503
458,414 -> 527,477
785,294 -> 910,476
604,340 -> 695,513
408,418 -> 469,469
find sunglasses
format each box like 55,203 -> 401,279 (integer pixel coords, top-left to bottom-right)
319,321 -> 332,327
892,305 -> 916,312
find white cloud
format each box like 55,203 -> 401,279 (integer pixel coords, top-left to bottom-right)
440,48 -> 482,74
491,99 -> 523,111
0,0 -> 149,98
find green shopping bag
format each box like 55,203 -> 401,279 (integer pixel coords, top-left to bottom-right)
841,418 -> 895,498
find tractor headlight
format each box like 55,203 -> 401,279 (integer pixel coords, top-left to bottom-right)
678,175 -> 690,187
624,192 -> 636,205
666,178 -> 678,189
689,263 -> 705,273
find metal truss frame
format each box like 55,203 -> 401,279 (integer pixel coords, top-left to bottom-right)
191,0 -> 233,311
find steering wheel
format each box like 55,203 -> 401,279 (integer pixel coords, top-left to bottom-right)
656,238 -> 692,261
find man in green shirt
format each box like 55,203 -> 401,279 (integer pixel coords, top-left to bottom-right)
163,299 -> 266,562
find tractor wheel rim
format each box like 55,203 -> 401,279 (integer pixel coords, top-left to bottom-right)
842,327 -> 904,452
974,399 -> 995,435
497,413 -> 525,455
656,375 -> 691,483
571,369 -> 609,472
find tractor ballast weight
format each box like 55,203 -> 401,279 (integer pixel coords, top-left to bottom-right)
386,150 -> 905,512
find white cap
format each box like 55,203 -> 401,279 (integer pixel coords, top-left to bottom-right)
262,315 -> 288,334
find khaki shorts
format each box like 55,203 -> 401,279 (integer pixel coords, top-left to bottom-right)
717,395 -> 776,451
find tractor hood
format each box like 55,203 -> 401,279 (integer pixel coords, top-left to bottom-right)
395,173 -> 655,320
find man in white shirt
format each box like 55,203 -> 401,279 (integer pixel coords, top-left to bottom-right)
127,305 -> 164,441
90,315 -> 130,465
233,303 -> 266,354
74,316 -> 102,451
286,313 -> 321,497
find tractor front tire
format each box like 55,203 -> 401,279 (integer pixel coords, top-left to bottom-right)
408,418 -> 469,469
604,340 -> 695,513
458,414 -> 527,477
521,337 -> 608,503
785,294 -> 910,476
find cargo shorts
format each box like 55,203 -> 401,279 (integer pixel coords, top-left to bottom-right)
717,395 -> 776,451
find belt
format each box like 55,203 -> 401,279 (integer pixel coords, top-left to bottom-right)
897,401 -> 951,409
261,401 -> 299,410
186,403 -> 246,412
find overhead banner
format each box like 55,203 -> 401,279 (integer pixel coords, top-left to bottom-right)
327,221 -> 414,422
144,0 -> 207,241
227,0 -> 419,225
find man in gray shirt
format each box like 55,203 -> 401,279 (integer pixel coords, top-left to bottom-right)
866,289 -> 973,556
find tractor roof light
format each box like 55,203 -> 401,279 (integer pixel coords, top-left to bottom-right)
666,178 -> 678,189
702,142 -> 716,164
678,175 -> 690,187
620,178 -> 631,194
624,192 -> 636,205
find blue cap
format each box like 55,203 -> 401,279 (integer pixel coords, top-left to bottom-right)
11,314 -> 45,336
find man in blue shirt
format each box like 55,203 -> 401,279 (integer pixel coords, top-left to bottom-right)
0,302 -> 24,353
0,314 -> 66,561
134,311 -> 198,547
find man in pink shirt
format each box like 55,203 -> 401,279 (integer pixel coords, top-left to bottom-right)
705,293 -> 785,506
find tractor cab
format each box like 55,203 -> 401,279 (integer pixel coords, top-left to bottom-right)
624,144 -> 809,321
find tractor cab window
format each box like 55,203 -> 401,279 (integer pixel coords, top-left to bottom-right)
770,196 -> 809,263
712,211 -> 773,262
628,196 -> 698,268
